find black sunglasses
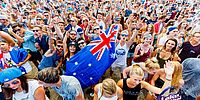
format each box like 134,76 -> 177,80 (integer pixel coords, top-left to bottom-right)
57,45 -> 63,48
78,42 -> 85,45
36,18 -> 42,20
94,28 -> 99,31
32,30 -> 39,32
13,29 -> 20,33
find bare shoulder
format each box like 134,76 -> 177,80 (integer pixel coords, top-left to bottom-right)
117,79 -> 123,88
94,83 -> 101,93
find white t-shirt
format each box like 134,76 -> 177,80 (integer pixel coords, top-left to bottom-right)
12,80 -> 49,100
3,52 -> 32,73
112,43 -> 129,71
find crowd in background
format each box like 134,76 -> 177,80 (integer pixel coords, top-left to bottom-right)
0,0 -> 200,100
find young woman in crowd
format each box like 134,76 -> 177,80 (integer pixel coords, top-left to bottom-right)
150,61 -> 184,98
0,67 -> 48,100
111,29 -> 137,82
117,61 -> 174,100
151,38 -> 180,68
177,20 -> 189,35
93,78 -> 123,100
133,33 -> 154,63
123,57 -> 160,82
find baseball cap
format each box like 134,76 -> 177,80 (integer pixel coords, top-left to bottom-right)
0,67 -> 23,83
69,41 -> 77,47
167,26 -> 177,34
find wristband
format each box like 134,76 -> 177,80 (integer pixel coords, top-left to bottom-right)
166,75 -> 172,81
166,78 -> 172,81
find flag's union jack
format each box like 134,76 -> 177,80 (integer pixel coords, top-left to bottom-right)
89,25 -> 118,60
66,24 -> 119,88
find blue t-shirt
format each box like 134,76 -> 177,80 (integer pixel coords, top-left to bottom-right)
38,51 -> 63,70
22,30 -> 37,52
52,75 -> 84,100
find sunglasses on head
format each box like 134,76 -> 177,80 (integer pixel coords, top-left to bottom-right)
2,80 -> 20,88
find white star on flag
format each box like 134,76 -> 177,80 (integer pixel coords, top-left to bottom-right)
110,53 -> 116,59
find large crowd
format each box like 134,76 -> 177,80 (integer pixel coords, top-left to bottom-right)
0,0 -> 200,100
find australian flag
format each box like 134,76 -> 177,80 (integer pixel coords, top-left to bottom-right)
66,24 -> 119,88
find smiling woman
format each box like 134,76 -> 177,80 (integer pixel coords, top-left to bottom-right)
0,67 -> 48,100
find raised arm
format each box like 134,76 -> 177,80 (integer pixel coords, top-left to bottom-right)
63,31 -> 69,55
0,31 -> 15,46
17,53 -> 31,67
54,24 -> 63,39
127,29 -> 138,48
141,61 -> 174,94
44,30 -> 56,56
122,66 -> 131,78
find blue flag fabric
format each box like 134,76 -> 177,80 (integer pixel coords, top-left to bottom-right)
66,25 -> 119,88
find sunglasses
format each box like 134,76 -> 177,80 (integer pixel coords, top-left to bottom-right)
57,45 -> 63,48
121,34 -> 128,37
78,42 -> 85,45
70,20 -> 75,22
44,15 -> 49,17
36,18 -> 42,20
70,33 -> 76,35
2,80 -> 20,88
32,30 -> 39,32
94,28 -> 99,31
13,29 -> 20,33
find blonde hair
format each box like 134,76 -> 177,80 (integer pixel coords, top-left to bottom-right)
145,57 -> 160,70
171,61 -> 183,89
102,78 -> 117,95
130,64 -> 144,77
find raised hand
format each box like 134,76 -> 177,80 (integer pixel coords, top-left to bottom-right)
164,61 -> 174,80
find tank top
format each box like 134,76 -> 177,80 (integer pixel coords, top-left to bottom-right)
113,43 -> 129,66
155,77 -> 165,96
155,77 -> 165,88
97,85 -> 118,100
134,47 -> 151,62
123,78 -> 141,100
156,49 -> 172,68
12,80 -> 49,100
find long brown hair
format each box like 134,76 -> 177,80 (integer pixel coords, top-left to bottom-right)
2,75 -> 28,100
171,61 -> 183,90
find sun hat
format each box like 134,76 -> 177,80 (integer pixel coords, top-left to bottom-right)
0,67 -> 23,83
